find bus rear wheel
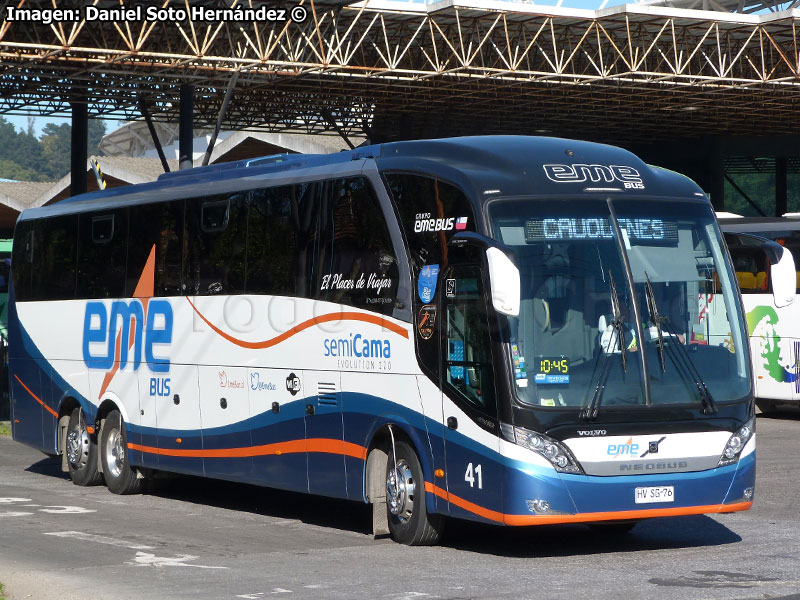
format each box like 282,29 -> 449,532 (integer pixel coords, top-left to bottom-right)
385,439 -> 444,545
100,410 -> 143,495
66,407 -> 103,486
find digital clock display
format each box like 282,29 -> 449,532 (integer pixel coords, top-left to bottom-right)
534,356 -> 570,384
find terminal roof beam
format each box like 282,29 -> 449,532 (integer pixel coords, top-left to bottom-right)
138,98 -> 171,173
1,1 -> 800,143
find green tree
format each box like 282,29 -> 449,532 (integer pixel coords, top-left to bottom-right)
40,119 -> 107,180
0,117 -> 45,181
40,122 -> 72,179
0,159 -> 44,182
88,119 -> 106,156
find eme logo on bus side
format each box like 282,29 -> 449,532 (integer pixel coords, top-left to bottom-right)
543,164 -> 645,189
82,299 -> 174,396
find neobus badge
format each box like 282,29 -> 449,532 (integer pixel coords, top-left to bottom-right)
543,164 -> 645,189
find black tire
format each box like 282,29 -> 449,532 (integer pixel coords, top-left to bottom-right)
589,520 -> 638,534
100,410 -> 143,495
65,407 -> 103,486
385,440 -> 445,545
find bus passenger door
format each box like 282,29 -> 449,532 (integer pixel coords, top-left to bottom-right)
440,265 -> 501,516
304,370 -> 348,499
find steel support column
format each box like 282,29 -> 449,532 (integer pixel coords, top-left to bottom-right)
709,143 -> 725,210
776,157 -> 788,217
179,84 -> 194,170
70,97 -> 88,197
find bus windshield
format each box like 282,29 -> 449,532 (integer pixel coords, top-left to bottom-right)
490,198 -> 751,412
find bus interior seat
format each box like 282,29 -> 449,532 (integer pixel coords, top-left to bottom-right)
736,272 -> 757,290
756,271 -> 768,290
519,283 -> 594,368
449,340 -> 465,382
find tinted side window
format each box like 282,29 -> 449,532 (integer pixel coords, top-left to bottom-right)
444,264 -> 497,419
247,183 -> 319,298
30,215 -> 77,301
384,175 -> 476,279
77,210 -> 128,299
316,177 -> 398,314
127,201 -> 184,296
185,194 -> 246,295
0,255 -> 8,294
11,221 -> 32,301
726,236 -> 771,294
384,174 -> 477,373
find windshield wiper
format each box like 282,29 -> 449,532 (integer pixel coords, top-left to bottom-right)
581,273 -> 627,420
643,272 -> 717,415
644,272 -> 667,373
608,272 -> 627,373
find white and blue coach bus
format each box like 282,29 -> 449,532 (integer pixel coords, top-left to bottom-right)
9,137 -> 761,545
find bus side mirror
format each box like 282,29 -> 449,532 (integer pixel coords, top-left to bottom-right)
447,232 -> 520,317
769,245 -> 796,308
486,247 -> 520,317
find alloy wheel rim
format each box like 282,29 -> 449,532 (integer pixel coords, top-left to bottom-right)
66,422 -> 90,469
105,428 -> 124,478
386,459 -> 415,522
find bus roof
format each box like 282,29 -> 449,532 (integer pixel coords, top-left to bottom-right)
719,216 -> 800,234
18,136 -> 707,222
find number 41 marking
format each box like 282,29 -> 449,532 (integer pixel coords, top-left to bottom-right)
464,463 -> 482,489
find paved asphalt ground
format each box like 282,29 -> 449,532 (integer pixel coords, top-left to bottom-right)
1,411 -> 799,600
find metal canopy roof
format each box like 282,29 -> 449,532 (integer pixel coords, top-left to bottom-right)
2,0 -> 800,143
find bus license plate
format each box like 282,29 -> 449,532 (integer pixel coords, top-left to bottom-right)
634,486 -> 674,504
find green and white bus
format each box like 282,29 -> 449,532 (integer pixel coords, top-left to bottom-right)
719,217 -> 800,412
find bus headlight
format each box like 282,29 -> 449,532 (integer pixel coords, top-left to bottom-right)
514,426 -> 584,475
718,417 -> 755,467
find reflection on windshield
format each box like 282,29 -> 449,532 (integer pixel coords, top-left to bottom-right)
490,199 -> 750,412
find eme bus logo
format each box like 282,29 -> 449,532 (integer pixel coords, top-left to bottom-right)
82,299 -> 173,373
543,164 -> 645,189
607,438 -> 640,458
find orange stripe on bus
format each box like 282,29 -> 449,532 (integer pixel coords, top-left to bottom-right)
423,482 -> 752,525
186,297 -> 409,350
127,438 -> 368,460
13,374 -> 58,418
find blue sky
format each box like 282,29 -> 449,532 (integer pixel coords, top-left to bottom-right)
5,114 -> 73,138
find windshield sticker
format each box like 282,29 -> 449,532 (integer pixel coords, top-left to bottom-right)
417,305 -> 436,340
418,264 -> 440,303
512,344 -> 528,387
534,355 -> 570,384
413,213 -> 469,233
445,278 -> 456,298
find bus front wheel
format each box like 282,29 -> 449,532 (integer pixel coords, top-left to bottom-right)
100,410 -> 143,495
66,408 -> 103,486
756,400 -> 778,415
385,439 -> 444,545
